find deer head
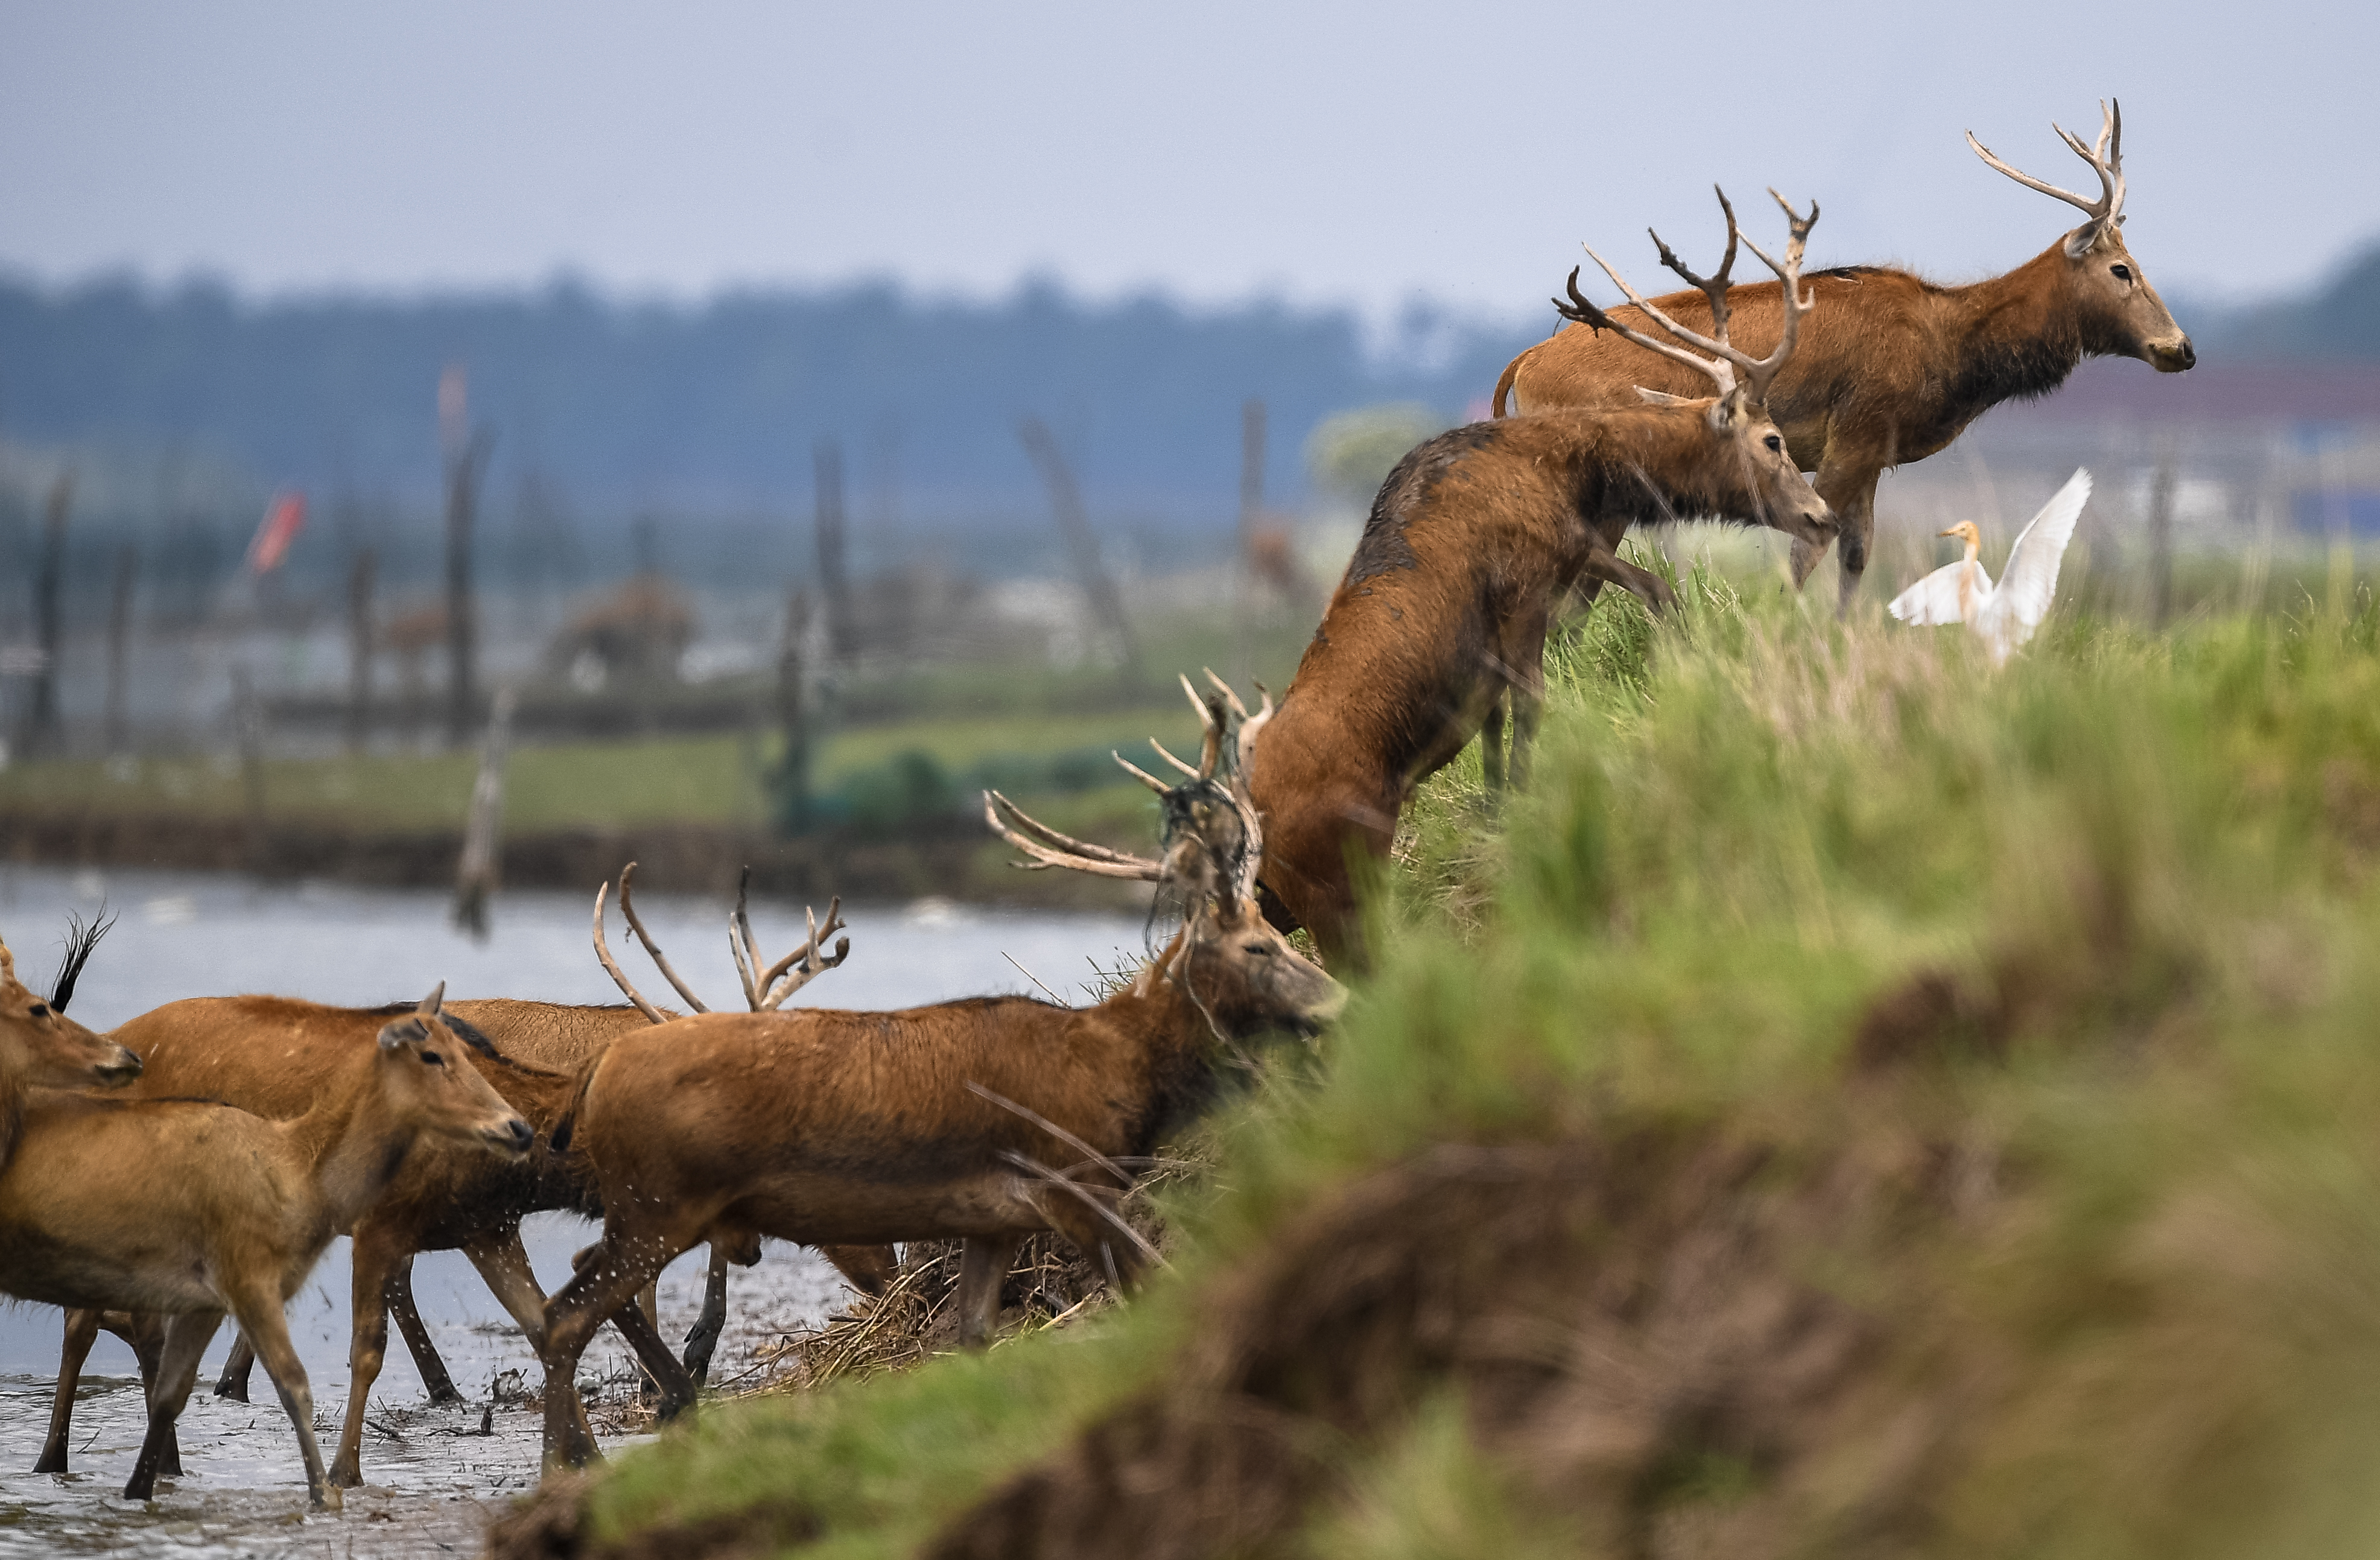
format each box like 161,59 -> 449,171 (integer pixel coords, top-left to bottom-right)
1969,100 -> 2194,374
0,927 -> 140,1090
987,671 -> 1345,1039
370,982 -> 534,1156
1557,188 -> 1836,548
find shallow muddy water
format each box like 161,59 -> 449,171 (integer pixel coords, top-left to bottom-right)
0,865 -> 1150,1556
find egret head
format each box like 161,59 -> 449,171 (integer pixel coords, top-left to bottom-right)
1939,521 -> 1982,551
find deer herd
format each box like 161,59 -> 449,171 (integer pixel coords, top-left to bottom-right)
0,100 -> 2191,1512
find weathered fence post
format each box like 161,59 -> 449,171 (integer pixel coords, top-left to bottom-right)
452,685 -> 518,939
346,547 -> 376,755
814,438 -> 857,665
1018,416 -> 1140,680
23,473 -> 71,758
104,542 -> 136,756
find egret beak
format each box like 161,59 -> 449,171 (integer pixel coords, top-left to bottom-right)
1938,526 -> 1960,538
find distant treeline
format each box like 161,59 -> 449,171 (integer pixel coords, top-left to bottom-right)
0,273 -> 1540,526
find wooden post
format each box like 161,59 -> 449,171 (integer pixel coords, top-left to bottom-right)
1018,417 -> 1141,680
23,473 -> 71,758
814,438 -> 857,664
104,543 -> 136,756
1234,399 -> 1265,680
441,364 -> 495,749
346,547 -> 376,755
452,685 -> 517,939
772,589 -> 814,835
2147,448 -> 2176,629
232,667 -> 268,876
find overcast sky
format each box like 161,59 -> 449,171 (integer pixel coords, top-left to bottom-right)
1,0 -> 2370,324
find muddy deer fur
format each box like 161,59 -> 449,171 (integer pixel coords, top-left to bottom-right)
533,688 -> 1344,1470
0,986 -> 530,1511
1494,101 -> 2192,610
1251,195 -> 1834,956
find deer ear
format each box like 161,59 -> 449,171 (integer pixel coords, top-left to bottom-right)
416,980 -> 446,1017
378,1019 -> 424,1052
1707,392 -> 1745,434
0,941 -> 14,984
1635,386 -> 1693,407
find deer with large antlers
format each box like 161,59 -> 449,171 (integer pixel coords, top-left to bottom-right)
1,985 -> 532,1511
1494,101 -> 2194,610
1248,194 -> 1833,957
533,682 -> 1343,1469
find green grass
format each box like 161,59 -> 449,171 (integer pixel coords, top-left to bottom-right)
0,705 -> 1216,835
528,560 -> 2380,1557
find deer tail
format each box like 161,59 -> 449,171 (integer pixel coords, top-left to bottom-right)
1491,355 -> 1522,419
547,1062 -> 599,1155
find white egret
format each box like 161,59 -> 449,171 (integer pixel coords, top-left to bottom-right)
1888,468 -> 2091,665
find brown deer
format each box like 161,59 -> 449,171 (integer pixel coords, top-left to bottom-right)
0,985 -> 531,1511
532,685 -> 1344,1469
33,934 -> 884,1488
1249,194 -> 1833,957
1493,101 -> 2194,610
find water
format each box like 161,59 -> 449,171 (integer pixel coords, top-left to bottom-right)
0,865 -> 1150,1556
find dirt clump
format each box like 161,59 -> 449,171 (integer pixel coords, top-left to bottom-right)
926,1125 -> 1985,1560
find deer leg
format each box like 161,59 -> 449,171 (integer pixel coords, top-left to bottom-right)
463,1225 -> 551,1346
1042,1198 -> 1149,1297
1480,693 -> 1508,797
211,1330 -> 254,1401
1581,549 -> 1677,614
388,1256 -> 463,1404
1805,456 -> 1880,610
125,1310 -> 221,1502
612,1289 -> 700,1420
956,1235 -> 1021,1349
682,1245 -> 731,1387
538,1232 -> 684,1471
36,1308 -> 104,1474
330,1222 -> 404,1489
118,1314 -> 182,1477
819,1243 -> 898,1299
229,1286 -> 339,1512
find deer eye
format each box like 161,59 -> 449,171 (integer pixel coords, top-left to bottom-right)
2111,264 -> 2133,284
1764,434 -> 1783,453
27,1003 -> 48,1019
1243,942 -> 1275,957
420,1049 -> 445,1067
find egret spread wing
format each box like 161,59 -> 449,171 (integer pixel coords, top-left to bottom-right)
1888,560 -> 1988,627
1975,468 -> 2090,662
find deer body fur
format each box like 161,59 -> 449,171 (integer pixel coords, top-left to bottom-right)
0,992 -> 529,1510
1493,103 -> 2193,608
1249,403 -> 1827,954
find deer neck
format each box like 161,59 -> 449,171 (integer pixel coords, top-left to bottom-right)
0,1068 -> 25,1176
282,1050 -> 422,1237
1937,245 -> 2090,417
1102,954 -> 1239,1156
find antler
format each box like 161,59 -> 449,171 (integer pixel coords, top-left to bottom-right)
592,862 -> 851,1023
729,867 -> 849,1011
983,790 -> 1167,880
1557,186 -> 1821,408
1967,99 -> 2125,255
1201,668 -> 1275,901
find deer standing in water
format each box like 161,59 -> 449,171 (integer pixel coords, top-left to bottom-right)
533,684 -> 1343,1468
0,985 -> 530,1511
1494,101 -> 2193,610
35,918 -> 884,1488
1250,194 -> 1833,957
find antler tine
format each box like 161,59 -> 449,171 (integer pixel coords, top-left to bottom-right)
1112,750 -> 1171,794
728,866 -> 764,1010
1147,738 -> 1201,778
591,880 -> 668,1025
1201,667 -> 1249,721
1734,191 -> 1821,406
757,896 -> 851,1009
983,790 -> 1166,881
1645,185 -> 1742,354
1968,109 -> 2117,223
616,861 -> 710,1014
1178,673 -> 1225,778
1561,257 -> 1739,400
1230,684 -> 1275,896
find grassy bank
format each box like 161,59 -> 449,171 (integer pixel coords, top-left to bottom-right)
503,568 -> 2380,1559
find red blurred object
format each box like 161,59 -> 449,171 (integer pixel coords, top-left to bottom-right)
246,491 -> 306,575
